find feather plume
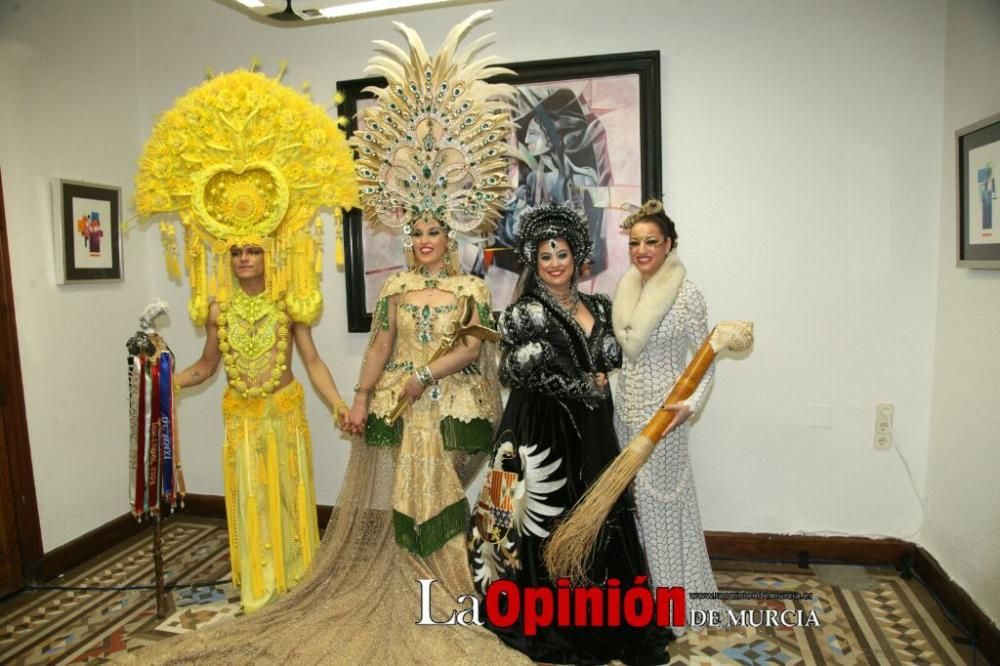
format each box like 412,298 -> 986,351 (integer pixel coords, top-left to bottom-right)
351,10 -> 513,234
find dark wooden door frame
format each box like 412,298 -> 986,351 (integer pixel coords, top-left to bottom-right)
0,168 -> 44,588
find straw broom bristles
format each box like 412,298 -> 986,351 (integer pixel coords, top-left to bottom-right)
543,321 -> 753,584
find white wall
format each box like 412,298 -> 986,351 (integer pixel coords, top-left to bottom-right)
0,0 -> 963,568
649,0 -> 946,538
923,0 -> 1000,626
0,0 -> 158,551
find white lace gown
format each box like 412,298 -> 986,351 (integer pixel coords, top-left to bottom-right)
613,272 -> 729,630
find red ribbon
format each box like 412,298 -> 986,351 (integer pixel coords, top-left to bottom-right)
133,357 -> 147,517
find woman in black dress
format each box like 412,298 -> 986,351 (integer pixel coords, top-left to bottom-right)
469,203 -> 674,665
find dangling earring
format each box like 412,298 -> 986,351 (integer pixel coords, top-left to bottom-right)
401,224 -> 416,269
445,228 -> 459,274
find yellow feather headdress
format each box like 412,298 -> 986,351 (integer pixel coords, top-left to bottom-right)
352,10 -> 514,234
135,70 -> 359,326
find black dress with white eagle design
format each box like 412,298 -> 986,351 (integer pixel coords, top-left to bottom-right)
468,287 -> 674,666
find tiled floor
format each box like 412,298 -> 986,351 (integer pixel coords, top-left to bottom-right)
0,516 -> 982,664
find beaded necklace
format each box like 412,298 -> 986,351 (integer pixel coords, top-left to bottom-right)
415,265 -> 450,290
539,279 -> 581,317
217,289 -> 289,399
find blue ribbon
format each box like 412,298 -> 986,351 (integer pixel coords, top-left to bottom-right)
158,353 -> 174,501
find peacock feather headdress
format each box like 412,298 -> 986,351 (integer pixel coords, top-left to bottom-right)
135,68 -> 359,326
352,10 -> 514,235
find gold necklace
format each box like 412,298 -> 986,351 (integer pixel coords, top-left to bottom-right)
216,290 -> 289,399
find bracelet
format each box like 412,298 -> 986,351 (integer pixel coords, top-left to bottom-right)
415,366 -> 435,387
332,401 -> 349,423
354,384 -> 372,394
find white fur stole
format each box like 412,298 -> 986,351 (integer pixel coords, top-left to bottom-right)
612,254 -> 686,361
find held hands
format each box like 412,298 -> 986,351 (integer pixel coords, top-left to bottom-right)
345,392 -> 370,435
332,400 -> 351,432
345,367 -> 433,437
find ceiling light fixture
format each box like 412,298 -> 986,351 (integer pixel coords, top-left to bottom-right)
317,0 -> 453,20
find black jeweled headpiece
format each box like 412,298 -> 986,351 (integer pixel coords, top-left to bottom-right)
515,202 -> 593,270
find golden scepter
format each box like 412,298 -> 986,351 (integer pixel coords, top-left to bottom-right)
387,295 -> 502,424
543,320 -> 754,584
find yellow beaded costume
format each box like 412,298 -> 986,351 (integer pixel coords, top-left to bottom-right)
135,69 -> 358,327
135,68 -> 358,611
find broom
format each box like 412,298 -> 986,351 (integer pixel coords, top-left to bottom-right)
543,320 -> 754,584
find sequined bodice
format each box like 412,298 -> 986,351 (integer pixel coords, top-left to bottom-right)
397,301 -> 459,350
618,308 -> 687,427
617,281 -> 712,430
366,271 -> 501,424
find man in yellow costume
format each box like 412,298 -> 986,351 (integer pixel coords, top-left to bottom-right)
134,68 -> 358,612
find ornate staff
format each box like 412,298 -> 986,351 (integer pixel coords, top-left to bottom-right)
387,295 -> 501,424
543,320 -> 754,584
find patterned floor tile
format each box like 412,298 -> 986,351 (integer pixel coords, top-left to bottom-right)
0,519 -> 979,665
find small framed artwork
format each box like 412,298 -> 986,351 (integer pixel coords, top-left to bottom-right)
957,112 -> 1000,268
338,51 -> 662,332
51,179 -> 123,282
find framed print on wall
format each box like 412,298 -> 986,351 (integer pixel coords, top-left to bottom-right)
957,111 -> 1000,268
51,179 -> 123,282
338,51 -> 662,332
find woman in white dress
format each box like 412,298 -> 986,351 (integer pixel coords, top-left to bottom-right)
612,199 -> 728,631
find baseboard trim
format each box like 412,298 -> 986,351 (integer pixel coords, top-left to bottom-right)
704,531 -> 912,567
912,546 -> 1000,665
180,493 -> 226,519
25,512 -> 146,584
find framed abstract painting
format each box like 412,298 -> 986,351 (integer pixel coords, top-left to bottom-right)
957,111 -> 1000,268
52,179 -> 123,282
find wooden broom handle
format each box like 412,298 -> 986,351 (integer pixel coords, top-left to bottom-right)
639,335 -> 717,443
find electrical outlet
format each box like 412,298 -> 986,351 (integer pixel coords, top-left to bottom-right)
874,402 -> 893,450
